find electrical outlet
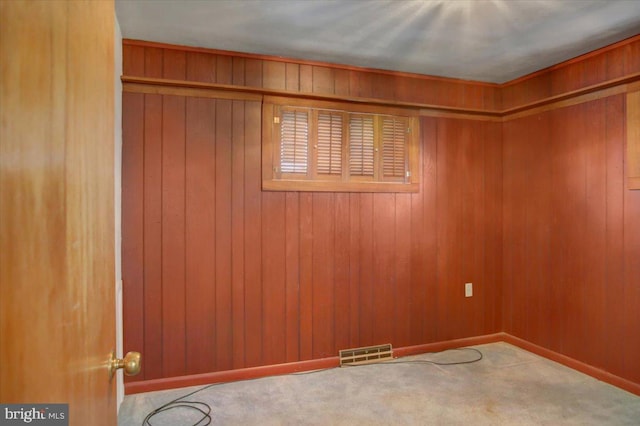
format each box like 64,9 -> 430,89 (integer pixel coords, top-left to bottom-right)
465,283 -> 473,297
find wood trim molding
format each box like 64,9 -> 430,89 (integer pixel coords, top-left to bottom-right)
125,357 -> 340,395
502,83 -> 630,121
121,76 -> 500,118
392,333 -> 504,358
122,73 -> 640,122
502,334 -> 640,397
123,81 -> 261,102
502,72 -> 640,117
125,333 -> 640,397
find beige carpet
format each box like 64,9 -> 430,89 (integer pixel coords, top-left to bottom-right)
118,342 -> 640,425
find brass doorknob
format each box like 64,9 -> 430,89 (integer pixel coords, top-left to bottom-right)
109,351 -> 141,379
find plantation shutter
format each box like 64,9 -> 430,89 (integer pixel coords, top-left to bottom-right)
263,98 -> 418,192
280,109 -> 309,174
349,115 -> 375,177
381,117 -> 407,179
317,111 -> 343,175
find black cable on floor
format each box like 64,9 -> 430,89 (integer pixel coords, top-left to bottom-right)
141,384 -> 219,426
385,347 -> 483,365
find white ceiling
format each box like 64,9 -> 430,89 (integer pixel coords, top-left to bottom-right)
115,0 -> 640,84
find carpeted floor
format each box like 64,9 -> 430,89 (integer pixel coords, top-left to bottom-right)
118,342 -> 640,425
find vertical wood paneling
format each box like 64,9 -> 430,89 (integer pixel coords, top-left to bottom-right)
581,100 -> 607,368
122,92 -> 144,381
123,44 -> 144,76
412,117 -> 437,344
358,194 -> 374,346
163,50 -> 186,80
185,97 -> 216,374
284,192 -> 300,362
604,95 -> 626,376
466,120 -> 486,337
245,59 -> 263,87
216,56 -> 233,85
483,121 -> 503,334
349,71 -> 373,98
623,147 -> 640,384
285,63 -> 299,92
122,40 -> 640,391
334,69 -> 350,97
334,194 -> 351,351
215,99 -> 233,371
262,192 -> 287,365
526,114 -> 551,347
243,101 -> 263,367
186,52 -> 216,83
142,94 -> 164,380
312,193 -> 335,358
232,57 -> 246,86
312,66 -> 334,94
394,193 -> 412,347
436,119 -> 464,341
299,193 -> 313,359
548,107 -> 570,353
372,193 -> 396,344
144,47 -> 163,78
299,65 -> 313,93
263,60 -> 286,90
503,38 -> 639,110
503,93 -> 640,387
161,95 -> 187,377
231,100 -> 246,368
371,74 -> 394,100
348,194 -> 361,347
558,104 -> 585,359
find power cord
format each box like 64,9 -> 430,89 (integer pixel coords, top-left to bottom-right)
140,347 -> 483,425
141,383 -> 218,425
385,347 -> 483,366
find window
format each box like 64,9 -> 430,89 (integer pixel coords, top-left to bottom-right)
262,97 -> 419,192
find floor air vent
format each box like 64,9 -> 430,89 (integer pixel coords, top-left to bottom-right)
339,343 -> 393,366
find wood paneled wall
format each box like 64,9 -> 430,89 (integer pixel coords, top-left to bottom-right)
502,97 -> 640,385
122,40 -> 501,112
502,36 -> 640,111
122,36 -> 640,391
501,36 -> 640,388
122,42 -> 503,384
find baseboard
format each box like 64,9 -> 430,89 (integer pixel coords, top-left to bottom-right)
125,356 -> 340,395
125,332 -> 640,397
393,333 -> 504,358
502,333 -> 640,397
125,333 -> 503,395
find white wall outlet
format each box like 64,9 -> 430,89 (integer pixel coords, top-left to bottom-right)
465,282 -> 473,297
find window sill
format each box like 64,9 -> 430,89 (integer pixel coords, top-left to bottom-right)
262,179 -> 419,193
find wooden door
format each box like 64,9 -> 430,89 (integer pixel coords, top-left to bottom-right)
0,1 -> 117,425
